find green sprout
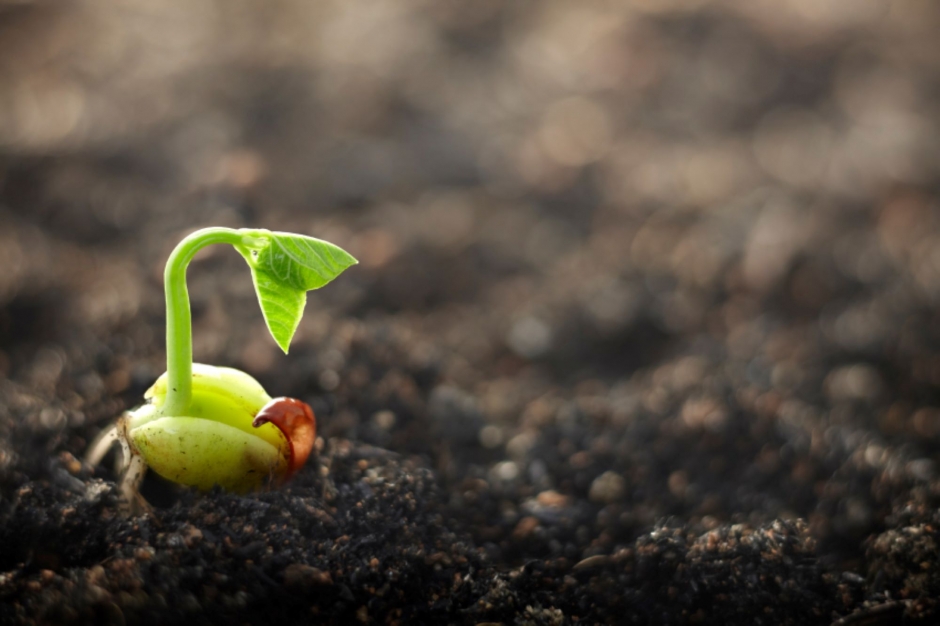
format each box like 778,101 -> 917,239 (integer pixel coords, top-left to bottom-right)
85,227 -> 356,506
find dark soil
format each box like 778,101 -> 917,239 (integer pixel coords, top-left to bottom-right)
2,2 -> 940,625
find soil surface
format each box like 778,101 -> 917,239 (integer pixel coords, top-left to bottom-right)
2,2 -> 940,625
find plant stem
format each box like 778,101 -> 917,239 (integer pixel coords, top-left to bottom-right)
161,227 -> 264,416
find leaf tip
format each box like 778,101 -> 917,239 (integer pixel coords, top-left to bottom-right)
270,327 -> 295,354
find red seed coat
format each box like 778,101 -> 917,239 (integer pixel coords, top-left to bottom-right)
252,397 -> 316,479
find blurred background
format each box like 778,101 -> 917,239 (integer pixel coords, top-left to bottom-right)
2,0 -> 940,565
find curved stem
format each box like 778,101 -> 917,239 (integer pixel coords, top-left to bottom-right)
162,227 -> 265,416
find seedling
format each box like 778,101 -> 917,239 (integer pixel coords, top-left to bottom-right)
85,227 -> 356,506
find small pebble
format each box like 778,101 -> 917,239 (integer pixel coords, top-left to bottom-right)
513,516 -> 540,539
573,555 -> 610,571
283,564 -> 333,588
589,471 -> 625,504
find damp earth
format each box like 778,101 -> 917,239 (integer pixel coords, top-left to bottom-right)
3,2 -> 940,624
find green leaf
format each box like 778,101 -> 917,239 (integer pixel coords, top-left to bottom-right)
246,232 -> 357,353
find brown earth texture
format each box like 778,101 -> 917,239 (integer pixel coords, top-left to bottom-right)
2,1 -> 940,624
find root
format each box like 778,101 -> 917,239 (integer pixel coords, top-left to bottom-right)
84,423 -> 121,469
120,453 -> 151,514
85,416 -> 151,513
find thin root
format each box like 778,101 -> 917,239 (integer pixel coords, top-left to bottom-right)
120,453 -> 151,514
85,416 -> 151,513
84,423 -> 121,468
